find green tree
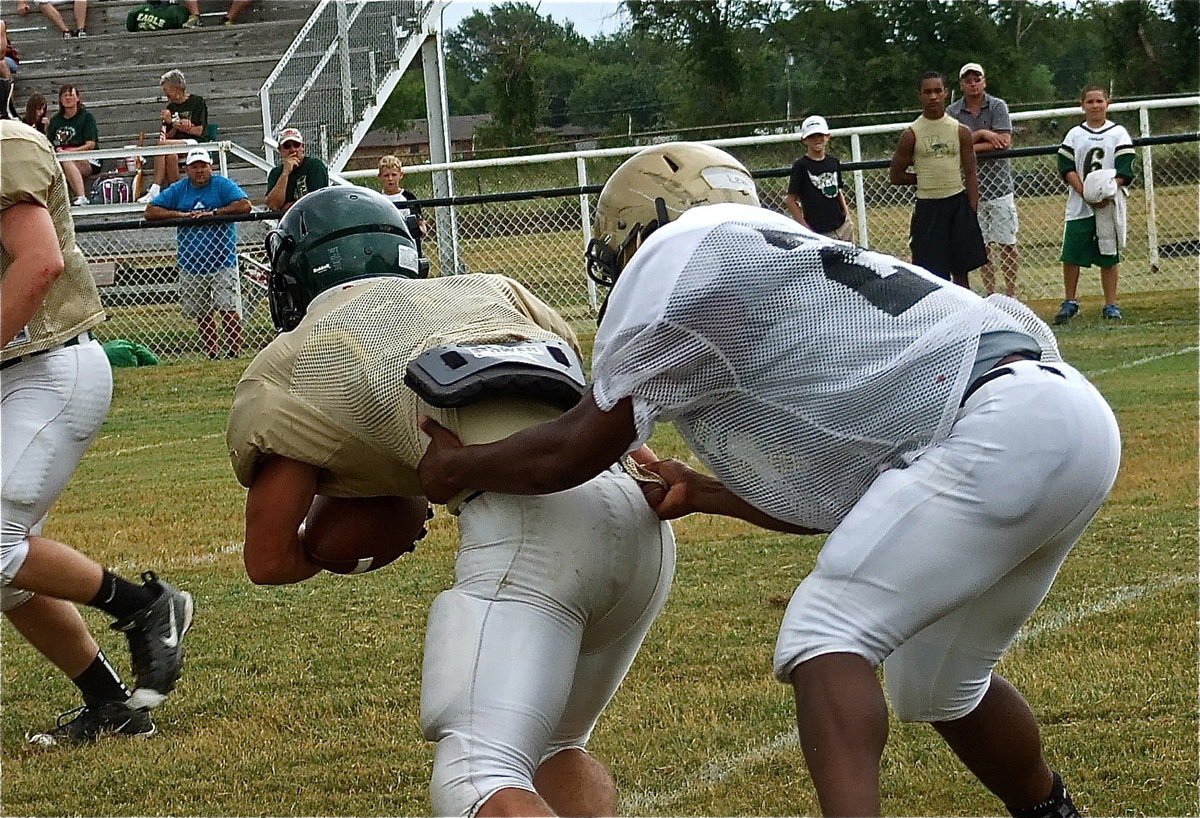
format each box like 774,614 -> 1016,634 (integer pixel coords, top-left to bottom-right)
626,0 -> 774,126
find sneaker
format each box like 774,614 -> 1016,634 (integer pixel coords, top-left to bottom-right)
1052,299 -> 1079,325
62,30 -> 73,39
27,701 -> 155,747
110,571 -> 194,711
222,15 -> 234,26
1102,303 -> 1122,320
183,14 -> 201,28
74,28 -> 86,37
72,195 -> 89,206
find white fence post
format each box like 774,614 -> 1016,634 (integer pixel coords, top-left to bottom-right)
577,156 -> 597,312
1140,105 -> 1160,272
851,131 -> 869,249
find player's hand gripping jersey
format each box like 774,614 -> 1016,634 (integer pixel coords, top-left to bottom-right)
227,274 -> 579,499
590,203 -> 1061,531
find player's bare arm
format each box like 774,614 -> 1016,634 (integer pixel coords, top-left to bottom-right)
0,202 -> 64,345
640,459 -> 824,535
960,124 -> 981,210
417,389 -> 637,504
243,456 -> 323,585
889,129 -> 917,186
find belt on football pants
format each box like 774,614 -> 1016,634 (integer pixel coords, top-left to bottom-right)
454,461 -> 628,513
1,331 -> 92,371
959,350 -> 1043,407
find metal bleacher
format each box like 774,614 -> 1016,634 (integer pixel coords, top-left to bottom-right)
8,0 -> 320,201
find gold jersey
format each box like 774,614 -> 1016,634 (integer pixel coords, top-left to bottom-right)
910,114 -> 965,200
0,120 -> 105,360
227,274 -> 581,499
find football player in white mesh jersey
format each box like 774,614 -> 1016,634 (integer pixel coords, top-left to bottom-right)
226,186 -> 674,817
419,143 -> 1122,817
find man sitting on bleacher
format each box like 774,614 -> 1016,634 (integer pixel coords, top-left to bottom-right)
126,0 -> 191,32
137,68 -> 207,203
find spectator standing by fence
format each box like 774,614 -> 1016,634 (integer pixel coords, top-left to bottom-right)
949,62 -> 1020,297
784,115 -> 853,242
265,128 -> 328,213
144,149 -> 250,359
16,0 -> 87,38
890,71 -> 988,289
138,69 -> 208,203
1053,85 -> 1134,325
46,84 -> 99,206
1,120 -> 195,746
377,154 -> 427,251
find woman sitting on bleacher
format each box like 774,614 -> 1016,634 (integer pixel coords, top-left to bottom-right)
47,83 -> 100,205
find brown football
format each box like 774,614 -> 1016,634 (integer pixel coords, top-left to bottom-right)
302,495 -> 431,575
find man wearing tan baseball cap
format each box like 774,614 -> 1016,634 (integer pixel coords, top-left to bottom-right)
949,62 -> 1020,297
265,126 -> 329,212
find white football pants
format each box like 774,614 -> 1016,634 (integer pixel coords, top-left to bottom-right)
774,359 -> 1121,722
420,466 -> 675,817
1,341 -> 113,611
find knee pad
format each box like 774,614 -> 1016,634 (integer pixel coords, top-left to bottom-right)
428,730 -> 537,817
1,531 -> 33,612
421,589 -> 543,816
420,588 -> 491,740
1,586 -> 34,612
885,652 -> 991,723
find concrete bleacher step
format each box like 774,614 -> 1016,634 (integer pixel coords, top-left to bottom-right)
10,0 -> 317,157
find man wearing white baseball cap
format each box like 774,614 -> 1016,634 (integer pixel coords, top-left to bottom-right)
265,126 -> 329,212
785,114 -> 853,241
144,145 -> 252,358
949,62 -> 1020,297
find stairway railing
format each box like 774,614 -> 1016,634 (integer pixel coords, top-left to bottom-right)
259,0 -> 443,172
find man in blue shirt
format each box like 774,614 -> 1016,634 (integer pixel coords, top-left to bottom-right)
144,149 -> 251,358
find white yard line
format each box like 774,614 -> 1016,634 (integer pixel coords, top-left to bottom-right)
1084,345 -> 1198,378
110,541 -> 244,575
90,431 -> 223,458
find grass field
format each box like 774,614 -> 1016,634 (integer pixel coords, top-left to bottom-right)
1,290 -> 1196,816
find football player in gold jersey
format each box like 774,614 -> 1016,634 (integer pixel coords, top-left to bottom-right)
1,120 -> 194,745
228,186 -> 674,816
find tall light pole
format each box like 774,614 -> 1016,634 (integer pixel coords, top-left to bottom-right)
786,51 -> 795,122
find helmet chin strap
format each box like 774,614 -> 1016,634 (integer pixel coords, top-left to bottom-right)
654,196 -> 670,228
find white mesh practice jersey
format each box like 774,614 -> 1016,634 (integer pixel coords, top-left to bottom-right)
227,274 -> 579,497
591,203 -> 1060,531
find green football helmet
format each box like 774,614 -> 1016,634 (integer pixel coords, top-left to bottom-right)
585,142 -> 759,288
266,186 -> 424,331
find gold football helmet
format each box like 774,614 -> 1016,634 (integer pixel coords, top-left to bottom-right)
586,142 -> 759,287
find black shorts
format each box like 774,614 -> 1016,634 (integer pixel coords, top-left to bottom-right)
910,191 -> 988,280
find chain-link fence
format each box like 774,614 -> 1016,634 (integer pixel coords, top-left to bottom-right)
75,99 -> 1197,362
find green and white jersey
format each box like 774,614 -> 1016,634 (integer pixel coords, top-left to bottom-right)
1057,120 -> 1134,221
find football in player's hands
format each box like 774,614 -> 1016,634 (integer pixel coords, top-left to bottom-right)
301,495 -> 432,575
